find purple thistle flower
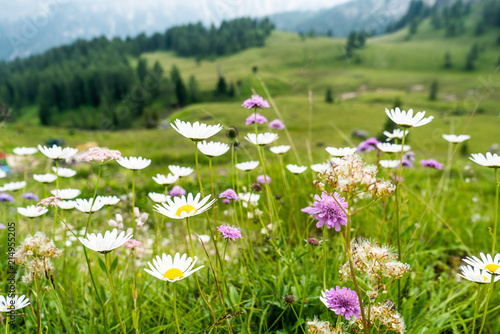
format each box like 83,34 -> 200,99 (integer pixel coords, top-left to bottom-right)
23,192 -> 39,201
392,176 -> 404,183
245,113 -> 268,125
0,223 -> 5,229
222,199 -> 231,204
169,185 -> 186,197
301,192 -> 348,231
321,286 -> 361,320
219,189 -> 238,202
404,151 -> 415,162
0,193 -> 14,202
420,159 -> 443,170
269,119 -> 285,130
242,94 -> 270,109
357,137 -> 380,154
401,159 -> 413,168
256,175 -> 271,184
217,224 -> 242,241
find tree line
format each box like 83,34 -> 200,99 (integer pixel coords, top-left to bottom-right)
0,18 -> 274,129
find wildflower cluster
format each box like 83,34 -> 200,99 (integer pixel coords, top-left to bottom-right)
339,239 -> 410,284
353,302 -> 406,333
14,232 -> 63,284
307,317 -> 345,334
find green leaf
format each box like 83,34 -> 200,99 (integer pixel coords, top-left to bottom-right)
111,256 -> 119,273
98,256 -> 107,274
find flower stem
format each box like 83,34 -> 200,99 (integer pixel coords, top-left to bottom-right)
131,170 -> 137,236
491,168 -> 499,254
478,281 -> 495,334
194,142 -> 204,197
5,314 -> 9,334
172,283 -> 181,333
106,253 -> 126,333
472,284 -> 486,333
52,160 -> 59,237
86,164 -> 102,234
323,224 -> 328,291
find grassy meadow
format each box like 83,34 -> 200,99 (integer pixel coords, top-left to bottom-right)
1,18 -> 500,334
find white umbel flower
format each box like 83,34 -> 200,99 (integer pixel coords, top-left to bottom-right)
37,145 -> 78,160
238,193 -> 260,207
117,156 -> 151,170
311,163 -> 331,173
0,170 -> 6,179
377,143 -> 411,153
74,198 -> 106,213
458,265 -> 500,283
0,181 -> 27,192
13,147 -> 38,156
286,164 -> 308,174
17,205 -> 48,218
171,119 -> 223,141
78,228 -> 133,254
96,196 -> 120,206
197,141 -> 230,157
236,161 -> 259,171
270,145 -> 291,155
383,129 -> 409,141
57,200 -> 76,210
169,165 -> 194,178
463,253 -> 500,274
154,193 -> 216,219
148,192 -> 170,203
325,147 -> 357,157
152,173 -> 179,185
144,252 -> 204,282
385,107 -> 433,128
52,167 -> 77,178
51,188 -> 81,200
380,160 -> 400,169
442,134 -> 471,143
33,173 -> 57,183
0,295 -> 30,312
470,153 -> 500,168
244,133 -> 279,146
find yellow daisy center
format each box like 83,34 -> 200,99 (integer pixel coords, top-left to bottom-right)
176,204 -> 196,217
485,264 -> 500,273
482,276 -> 488,282
164,268 -> 184,280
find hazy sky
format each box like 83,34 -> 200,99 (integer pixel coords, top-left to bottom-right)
1,0 -> 352,21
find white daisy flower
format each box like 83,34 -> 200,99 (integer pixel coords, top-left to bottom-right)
96,195 -> 120,206
78,228 -> 133,254
0,295 -> 30,312
197,141 -> 230,157
458,265 -> 500,283
74,198 -> 106,213
383,129 -> 409,141
0,170 -> 6,179
377,143 -> 411,153
117,156 -> 151,170
51,188 -> 81,200
17,205 -> 48,218
154,193 -> 216,219
170,119 -> 223,141
442,134 -> 471,143
0,181 -> 27,192
52,167 -> 77,178
470,153 -> 500,168
270,145 -> 291,155
286,164 -> 308,174
33,173 -> 58,184
380,160 -> 400,169
37,145 -> 78,160
57,200 -> 76,210
148,192 -> 170,203
239,193 -> 260,207
463,253 -> 500,274
385,107 -> 433,128
169,165 -> 194,178
13,147 -> 38,156
236,161 -> 259,171
144,252 -> 204,282
325,147 -> 357,157
152,173 -> 179,185
310,163 -> 331,173
244,132 -> 279,146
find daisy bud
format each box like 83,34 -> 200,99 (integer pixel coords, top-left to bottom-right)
226,126 -> 239,140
